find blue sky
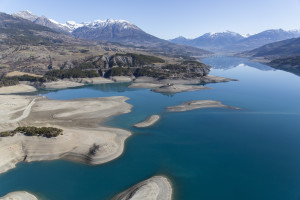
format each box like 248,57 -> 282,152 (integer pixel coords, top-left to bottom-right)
1,0 -> 300,39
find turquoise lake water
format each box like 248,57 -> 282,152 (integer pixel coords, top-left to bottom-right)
1,56 -> 300,200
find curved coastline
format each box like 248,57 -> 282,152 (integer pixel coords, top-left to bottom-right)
133,115 -> 160,128
0,191 -> 38,200
112,176 -> 173,200
0,84 -> 36,94
0,95 -> 132,174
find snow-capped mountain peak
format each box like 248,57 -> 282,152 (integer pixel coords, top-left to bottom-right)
204,30 -> 243,38
85,19 -> 140,30
13,10 -> 38,22
62,21 -> 85,32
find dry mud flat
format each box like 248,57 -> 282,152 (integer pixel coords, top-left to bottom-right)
0,84 -> 36,94
0,95 -> 132,174
167,100 -> 240,112
1,176 -> 172,200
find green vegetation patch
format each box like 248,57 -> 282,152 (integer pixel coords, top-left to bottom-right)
133,67 -> 169,79
104,67 -> 133,78
0,75 -> 57,88
45,68 -> 100,79
0,126 -> 63,138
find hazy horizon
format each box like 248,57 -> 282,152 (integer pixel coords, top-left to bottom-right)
1,0 -> 300,39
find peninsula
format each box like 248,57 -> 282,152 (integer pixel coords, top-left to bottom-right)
0,95 -> 132,174
112,176 -> 172,200
133,115 -> 160,128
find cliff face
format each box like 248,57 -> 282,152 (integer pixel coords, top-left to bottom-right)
80,54 -> 210,79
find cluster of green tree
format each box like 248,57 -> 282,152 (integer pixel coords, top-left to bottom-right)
77,62 -> 98,70
45,68 -> 100,79
104,67 -> 133,78
133,67 -> 169,79
0,77 -> 19,87
115,53 -> 165,66
0,75 -> 57,88
0,126 -> 63,138
162,64 -> 188,72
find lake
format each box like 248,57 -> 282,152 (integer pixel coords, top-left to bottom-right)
1,56 -> 300,200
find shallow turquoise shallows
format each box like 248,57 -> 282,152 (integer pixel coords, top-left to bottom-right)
1,56 -> 300,200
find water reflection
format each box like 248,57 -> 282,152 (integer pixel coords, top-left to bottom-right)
201,55 -> 274,71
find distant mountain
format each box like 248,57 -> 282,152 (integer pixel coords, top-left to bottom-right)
191,31 -> 245,52
71,19 -> 211,56
14,11 -> 71,34
240,37 -> 300,76
170,31 -> 245,52
14,11 -> 210,57
72,19 -> 162,45
240,37 -> 300,58
170,29 -> 300,53
0,12 -> 76,46
232,29 -> 300,52
13,10 -> 37,21
170,36 -> 191,44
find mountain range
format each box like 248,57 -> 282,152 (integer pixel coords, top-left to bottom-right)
13,10 -> 210,57
3,10 -> 300,77
170,29 -> 300,52
239,37 -> 300,75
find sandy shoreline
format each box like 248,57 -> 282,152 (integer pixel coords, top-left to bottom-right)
133,115 -> 160,128
0,84 -> 36,94
112,176 -> 172,200
1,176 -> 172,200
0,191 -> 38,200
129,75 -> 236,93
0,95 -> 132,174
167,100 -> 240,112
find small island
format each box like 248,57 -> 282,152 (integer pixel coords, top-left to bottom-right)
151,84 -> 210,93
167,100 -> 240,112
133,115 -> 160,128
112,176 -> 172,200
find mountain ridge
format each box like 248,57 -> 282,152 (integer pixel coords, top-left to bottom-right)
170,29 -> 300,52
13,10 -> 210,57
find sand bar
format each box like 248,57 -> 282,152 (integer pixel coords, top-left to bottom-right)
0,95 -> 132,174
133,115 -> 160,128
41,80 -> 84,89
71,77 -> 114,84
112,176 -> 172,200
151,84 -> 210,93
111,76 -> 133,82
167,100 -> 240,112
